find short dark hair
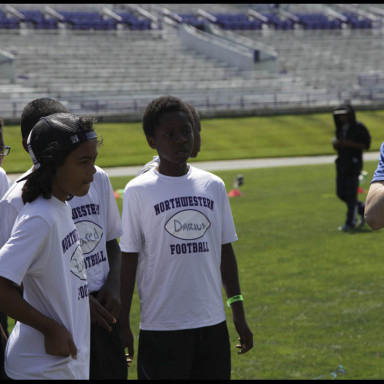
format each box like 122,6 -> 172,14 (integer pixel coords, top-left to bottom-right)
21,113 -> 96,204
185,103 -> 201,132
20,98 -> 69,139
142,95 -> 194,137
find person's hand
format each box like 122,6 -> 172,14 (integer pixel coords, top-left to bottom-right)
121,321 -> 134,367
126,351 -> 133,368
332,137 -> 339,150
89,294 -> 116,332
337,139 -> 355,148
233,313 -> 253,354
95,279 -> 121,319
43,322 -> 78,359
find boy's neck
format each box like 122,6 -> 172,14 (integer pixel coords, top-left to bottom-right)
157,163 -> 189,177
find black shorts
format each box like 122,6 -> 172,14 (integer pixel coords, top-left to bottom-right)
137,321 -> 231,380
90,320 -> 127,380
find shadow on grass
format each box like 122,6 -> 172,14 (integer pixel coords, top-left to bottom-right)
340,226 -> 374,235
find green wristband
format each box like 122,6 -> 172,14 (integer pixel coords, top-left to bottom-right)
227,294 -> 243,307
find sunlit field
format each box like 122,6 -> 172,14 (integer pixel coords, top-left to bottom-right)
103,157 -> 382,380
4,111 -> 384,379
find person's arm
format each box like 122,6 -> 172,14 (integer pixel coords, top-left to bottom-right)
333,139 -> 368,150
364,181 -> 384,230
120,251 -> 138,364
0,276 -> 77,358
221,243 -> 253,354
0,322 -> 7,355
91,238 -> 121,331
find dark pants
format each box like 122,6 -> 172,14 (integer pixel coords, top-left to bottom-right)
90,320 -> 127,380
137,321 -> 231,380
336,172 -> 364,226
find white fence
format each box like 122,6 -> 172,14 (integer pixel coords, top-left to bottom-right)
0,88 -> 378,123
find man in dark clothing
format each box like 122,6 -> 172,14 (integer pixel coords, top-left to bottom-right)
332,104 -> 371,231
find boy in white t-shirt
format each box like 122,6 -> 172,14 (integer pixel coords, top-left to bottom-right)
0,112 -> 99,379
0,99 -> 127,380
120,96 -> 253,380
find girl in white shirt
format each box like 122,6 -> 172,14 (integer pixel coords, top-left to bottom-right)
0,113 -> 99,379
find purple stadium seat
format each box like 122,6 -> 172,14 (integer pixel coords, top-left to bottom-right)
114,11 -> 152,30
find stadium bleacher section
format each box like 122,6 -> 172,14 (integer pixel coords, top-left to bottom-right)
0,3 -> 378,32
1,3 -> 384,121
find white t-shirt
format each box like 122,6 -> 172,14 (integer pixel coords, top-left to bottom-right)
119,165 -> 238,331
0,167 -> 11,200
0,168 -> 29,249
0,196 -> 90,379
136,155 -> 159,176
0,165 -> 122,293
69,166 -> 122,293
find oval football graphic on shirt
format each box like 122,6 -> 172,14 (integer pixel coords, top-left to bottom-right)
70,245 -> 87,281
165,209 -> 211,240
75,220 -> 103,254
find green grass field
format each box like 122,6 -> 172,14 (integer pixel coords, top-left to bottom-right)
3,109 -> 384,174
107,158 -> 384,380
4,110 -> 384,379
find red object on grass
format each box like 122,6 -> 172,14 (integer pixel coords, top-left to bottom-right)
228,189 -> 243,197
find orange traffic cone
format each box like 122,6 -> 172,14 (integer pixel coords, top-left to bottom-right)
358,171 -> 368,194
228,189 -> 243,197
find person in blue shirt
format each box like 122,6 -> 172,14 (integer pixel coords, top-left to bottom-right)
364,141 -> 384,230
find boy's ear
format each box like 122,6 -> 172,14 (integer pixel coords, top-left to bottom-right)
146,135 -> 156,149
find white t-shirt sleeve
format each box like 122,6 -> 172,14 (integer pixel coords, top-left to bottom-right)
0,168 -> 10,200
119,185 -> 142,253
0,172 -> 29,249
0,216 -> 50,285
100,170 -> 123,241
136,156 -> 160,176
0,199 -> 19,249
219,180 -> 238,244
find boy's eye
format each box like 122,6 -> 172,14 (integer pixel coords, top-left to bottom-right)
79,157 -> 95,166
